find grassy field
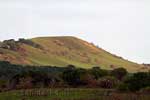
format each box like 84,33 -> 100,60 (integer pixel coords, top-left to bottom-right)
0,36 -> 147,72
0,88 -> 150,100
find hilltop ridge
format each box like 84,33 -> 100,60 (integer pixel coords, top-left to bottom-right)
0,36 -> 148,72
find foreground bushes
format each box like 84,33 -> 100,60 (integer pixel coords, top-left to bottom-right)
97,76 -> 119,89
123,72 -> 150,91
0,61 -> 150,92
140,87 -> 150,94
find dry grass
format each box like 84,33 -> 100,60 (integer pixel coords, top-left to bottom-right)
0,36 -> 147,72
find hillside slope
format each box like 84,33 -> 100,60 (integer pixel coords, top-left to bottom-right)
0,36 -> 147,72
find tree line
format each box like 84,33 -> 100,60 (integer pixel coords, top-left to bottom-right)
0,61 -> 150,93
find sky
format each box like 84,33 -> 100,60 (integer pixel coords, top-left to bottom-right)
0,0 -> 150,63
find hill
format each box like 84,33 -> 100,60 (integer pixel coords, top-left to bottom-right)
0,36 -> 148,72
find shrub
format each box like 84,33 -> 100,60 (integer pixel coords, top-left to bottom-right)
62,67 -> 96,87
117,83 -> 129,92
124,72 -> 150,91
0,79 -> 8,89
111,68 -> 127,80
90,66 -> 108,80
0,39 -> 19,50
16,77 -> 33,89
18,38 -> 42,49
140,87 -> 150,94
97,76 -> 119,89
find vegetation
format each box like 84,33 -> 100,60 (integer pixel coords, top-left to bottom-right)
1,88 -> 150,100
18,38 -> 42,49
0,36 -> 149,99
0,60 -> 149,99
123,72 -> 150,91
0,36 -> 147,72
0,39 -> 19,50
111,68 -> 127,80
0,61 -> 149,93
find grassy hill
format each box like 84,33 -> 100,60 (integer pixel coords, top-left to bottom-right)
0,36 -> 147,72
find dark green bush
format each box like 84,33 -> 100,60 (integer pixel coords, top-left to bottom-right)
117,83 -> 129,92
111,68 -> 127,80
124,72 -> 150,91
90,66 -> 108,80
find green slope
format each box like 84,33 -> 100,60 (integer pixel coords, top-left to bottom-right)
0,36 -> 147,72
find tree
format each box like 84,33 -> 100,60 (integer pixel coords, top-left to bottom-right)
111,68 -> 127,80
62,67 -> 90,86
90,66 -> 108,80
124,72 -> 150,91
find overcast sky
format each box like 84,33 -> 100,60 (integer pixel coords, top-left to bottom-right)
0,0 -> 149,63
